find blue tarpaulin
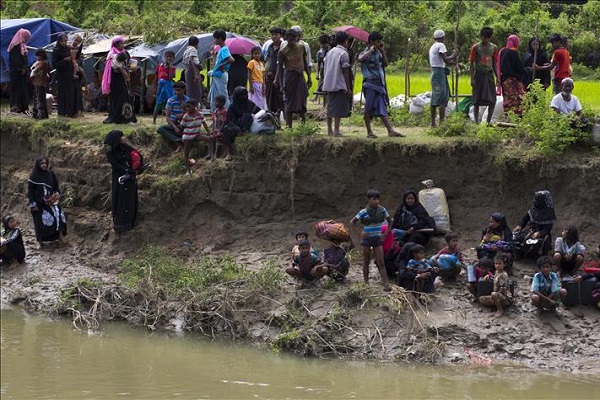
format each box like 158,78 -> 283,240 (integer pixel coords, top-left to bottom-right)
1,18 -> 80,83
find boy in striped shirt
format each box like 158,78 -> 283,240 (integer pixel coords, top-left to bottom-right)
351,189 -> 393,291
180,99 -> 211,176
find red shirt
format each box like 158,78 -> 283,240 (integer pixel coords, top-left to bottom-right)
552,48 -> 571,80
157,63 -> 175,81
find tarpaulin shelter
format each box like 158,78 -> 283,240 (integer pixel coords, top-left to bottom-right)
1,18 -> 80,83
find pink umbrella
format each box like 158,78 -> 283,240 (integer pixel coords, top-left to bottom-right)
333,25 -> 370,43
215,37 -> 261,55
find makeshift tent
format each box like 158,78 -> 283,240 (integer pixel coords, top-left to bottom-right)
1,18 -> 80,83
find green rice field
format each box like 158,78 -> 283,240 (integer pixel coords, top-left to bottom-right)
351,73 -> 600,112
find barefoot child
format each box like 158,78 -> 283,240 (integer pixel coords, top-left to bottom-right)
468,256 -> 494,298
479,253 -> 511,317
291,230 -> 309,259
70,34 -> 83,80
531,255 -> 567,312
30,48 -> 50,119
247,46 -> 266,110
286,239 -> 328,285
553,224 -> 585,277
324,237 -> 355,282
153,51 -> 176,124
350,189 -> 392,291
407,244 -> 437,294
431,232 -> 463,279
180,99 -> 211,176
209,95 -> 228,160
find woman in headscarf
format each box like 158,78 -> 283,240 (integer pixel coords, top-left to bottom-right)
391,189 -> 436,246
498,34 -> 526,115
104,130 -> 139,233
27,157 -> 67,246
221,86 -> 260,158
102,36 -> 136,124
183,36 -> 203,104
523,37 -> 551,91
52,34 -> 77,117
1,215 -> 26,266
8,28 -> 31,113
477,212 -> 513,260
513,190 -> 556,257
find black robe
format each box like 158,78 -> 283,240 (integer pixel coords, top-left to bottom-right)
104,52 -> 136,124
27,159 -> 67,242
105,130 -> 139,232
52,43 -> 76,117
9,46 -> 29,112
222,87 -> 259,146
392,190 -> 436,246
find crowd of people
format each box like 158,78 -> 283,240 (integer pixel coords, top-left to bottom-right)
7,25 -> 589,142
429,28 -> 586,127
284,188 -> 600,316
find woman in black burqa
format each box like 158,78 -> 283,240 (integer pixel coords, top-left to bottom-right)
391,189 -> 436,246
513,190 -> 556,257
221,86 -> 260,157
52,33 -> 77,117
104,130 -> 139,233
27,157 -> 67,244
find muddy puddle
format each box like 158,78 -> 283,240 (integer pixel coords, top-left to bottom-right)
2,309 -> 599,399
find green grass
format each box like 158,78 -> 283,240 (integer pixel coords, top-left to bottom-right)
348,72 -> 599,112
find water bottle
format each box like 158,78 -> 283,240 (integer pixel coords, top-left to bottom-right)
466,264 -> 476,283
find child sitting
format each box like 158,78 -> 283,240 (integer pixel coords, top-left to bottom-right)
0,215 -> 25,266
553,224 -> 585,277
323,237 -> 355,283
478,253 -> 512,317
468,256 -> 494,298
286,239 -> 328,285
531,255 -> 567,313
291,230 -> 312,260
431,232 -> 463,279
406,244 -> 437,294
209,95 -> 228,160
350,189 -> 393,291
180,99 -> 211,176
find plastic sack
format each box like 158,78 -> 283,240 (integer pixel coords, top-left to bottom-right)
418,179 -> 451,233
468,95 -> 504,123
250,110 -> 277,135
431,254 -> 460,270
389,94 -> 408,109
313,220 -> 350,242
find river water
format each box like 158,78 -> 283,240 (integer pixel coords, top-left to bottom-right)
1,309 -> 598,399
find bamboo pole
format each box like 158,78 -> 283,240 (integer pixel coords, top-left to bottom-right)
532,12 -> 540,83
454,0 -> 462,106
405,37 -> 411,102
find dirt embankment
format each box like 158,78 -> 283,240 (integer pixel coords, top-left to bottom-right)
1,119 -> 600,371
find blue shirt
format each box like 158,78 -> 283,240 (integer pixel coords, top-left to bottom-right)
166,95 -> 189,122
213,46 -> 232,77
359,46 -> 384,83
408,259 -> 432,273
531,271 -> 560,295
355,205 -> 389,237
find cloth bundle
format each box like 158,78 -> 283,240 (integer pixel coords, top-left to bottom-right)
314,220 -> 350,242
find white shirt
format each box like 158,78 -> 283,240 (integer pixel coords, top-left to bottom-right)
429,41 -> 448,68
550,93 -> 582,114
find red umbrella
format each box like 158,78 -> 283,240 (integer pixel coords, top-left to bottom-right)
333,25 -> 370,43
215,37 -> 261,55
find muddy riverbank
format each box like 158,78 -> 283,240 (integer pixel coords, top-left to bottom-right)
1,116 -> 600,372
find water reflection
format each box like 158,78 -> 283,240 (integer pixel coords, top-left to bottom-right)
1,309 -> 598,399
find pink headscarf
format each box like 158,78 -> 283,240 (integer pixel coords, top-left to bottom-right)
505,34 -> 520,49
497,34 -> 520,85
7,28 -> 31,56
101,35 -> 126,95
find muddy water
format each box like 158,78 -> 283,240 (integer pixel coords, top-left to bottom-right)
1,310 -> 598,399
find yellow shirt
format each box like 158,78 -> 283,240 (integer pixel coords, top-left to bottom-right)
247,59 -> 264,84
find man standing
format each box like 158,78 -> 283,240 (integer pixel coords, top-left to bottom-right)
280,25 -> 313,73
358,31 -> 403,138
469,27 -> 499,125
533,33 -> 571,94
264,27 -> 285,116
276,29 -> 312,128
322,32 -> 352,136
429,29 -> 458,128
